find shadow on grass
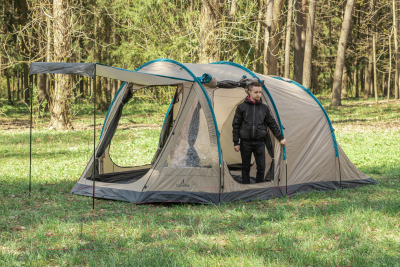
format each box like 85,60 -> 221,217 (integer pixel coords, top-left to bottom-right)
0,177 -> 399,266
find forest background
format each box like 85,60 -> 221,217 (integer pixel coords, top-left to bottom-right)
0,0 -> 399,130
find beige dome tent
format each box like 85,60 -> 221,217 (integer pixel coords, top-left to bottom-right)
29,59 -> 377,204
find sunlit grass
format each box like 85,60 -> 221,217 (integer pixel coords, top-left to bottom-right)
1,97 -> 399,266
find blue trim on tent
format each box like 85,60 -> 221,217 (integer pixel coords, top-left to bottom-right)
96,63 -> 194,82
99,82 -> 127,139
211,61 -> 287,160
271,77 -> 339,157
136,58 -> 222,165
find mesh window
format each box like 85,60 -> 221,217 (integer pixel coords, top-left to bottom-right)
166,97 -> 212,168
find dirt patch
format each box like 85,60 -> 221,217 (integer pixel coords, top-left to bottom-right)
333,120 -> 400,133
0,118 -> 31,132
0,117 -> 161,133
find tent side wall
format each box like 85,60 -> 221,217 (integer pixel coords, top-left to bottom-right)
138,84 -> 221,205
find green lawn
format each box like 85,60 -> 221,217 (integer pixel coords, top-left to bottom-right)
0,97 -> 399,266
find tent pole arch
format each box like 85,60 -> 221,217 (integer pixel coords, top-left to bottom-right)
210,61 -> 287,160
135,58 -> 222,165
99,82 -> 126,139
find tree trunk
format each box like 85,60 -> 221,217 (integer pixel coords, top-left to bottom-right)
360,67 -> 364,98
112,79 -> 118,100
302,0 -> 317,88
331,0 -> 356,106
383,73 -> 388,96
51,0 -> 72,130
37,73 -> 47,106
341,65 -> 348,98
284,0 -> 294,78
37,22 -> 47,110
279,37 -> 285,76
199,0 -> 224,63
264,0 -> 286,75
23,64 -> 29,103
95,10 -> 108,111
46,7 -> 52,111
263,0 -> 274,74
373,33 -> 378,103
293,0 -> 307,83
253,1 -> 264,73
6,69 -> 13,105
395,0 -> 399,99
388,27 -> 393,101
364,52 -> 373,100
230,0 -> 237,15
355,65 -> 359,98
17,0 -> 30,104
312,63 -> 319,94
17,71 -> 21,101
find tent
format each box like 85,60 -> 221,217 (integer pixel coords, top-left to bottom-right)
29,59 -> 377,205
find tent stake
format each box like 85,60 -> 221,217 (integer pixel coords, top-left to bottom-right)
29,82 -> 33,195
92,70 -> 96,210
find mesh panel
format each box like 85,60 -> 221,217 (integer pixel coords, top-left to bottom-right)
166,97 -> 212,168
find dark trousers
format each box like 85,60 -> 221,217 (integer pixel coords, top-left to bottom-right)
240,140 -> 265,184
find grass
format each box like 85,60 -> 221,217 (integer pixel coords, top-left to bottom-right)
1,97 -> 400,266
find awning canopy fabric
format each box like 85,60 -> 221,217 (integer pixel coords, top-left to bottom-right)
29,62 -> 96,77
29,62 -> 194,86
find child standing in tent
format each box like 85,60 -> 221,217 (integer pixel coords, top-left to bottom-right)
232,82 -> 286,184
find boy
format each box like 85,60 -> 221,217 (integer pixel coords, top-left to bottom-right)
232,82 -> 286,184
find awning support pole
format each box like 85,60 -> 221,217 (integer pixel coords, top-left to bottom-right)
29,81 -> 33,195
92,69 -> 96,210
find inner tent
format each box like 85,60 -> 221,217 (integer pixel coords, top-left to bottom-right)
81,82 -> 281,187
213,87 -> 281,184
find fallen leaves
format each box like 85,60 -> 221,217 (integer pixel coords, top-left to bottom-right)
11,226 -> 26,231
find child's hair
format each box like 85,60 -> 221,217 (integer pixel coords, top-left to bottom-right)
247,81 -> 262,92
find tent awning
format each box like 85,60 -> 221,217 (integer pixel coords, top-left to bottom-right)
29,62 -> 96,77
29,62 -> 194,85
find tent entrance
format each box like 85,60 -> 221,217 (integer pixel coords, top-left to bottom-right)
86,84 -> 183,184
214,89 -> 276,184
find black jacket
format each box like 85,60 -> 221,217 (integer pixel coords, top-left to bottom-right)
232,97 -> 283,146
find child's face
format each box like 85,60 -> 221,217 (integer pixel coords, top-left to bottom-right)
248,86 -> 262,101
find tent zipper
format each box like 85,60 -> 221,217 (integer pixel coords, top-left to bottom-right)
252,104 -> 255,139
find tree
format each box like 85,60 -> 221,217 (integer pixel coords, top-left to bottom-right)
395,0 -> 399,99
341,65 -> 348,98
373,33 -> 378,103
284,0 -> 294,78
50,0 -> 73,130
199,0 -> 224,63
293,0 -> 307,83
263,0 -> 286,75
302,0 -> 317,89
363,0 -> 375,100
331,0 -> 356,106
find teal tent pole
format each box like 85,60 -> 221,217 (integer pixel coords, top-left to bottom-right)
285,159 -> 288,197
